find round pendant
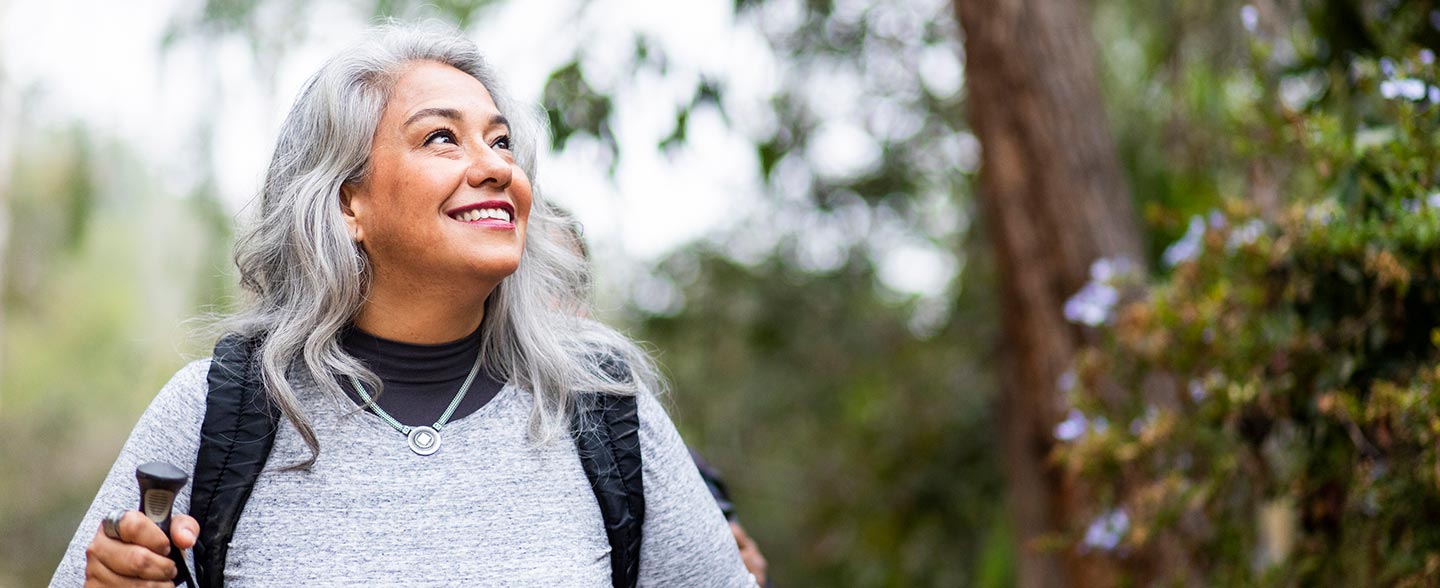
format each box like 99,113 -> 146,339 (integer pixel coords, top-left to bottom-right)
407,426 -> 441,456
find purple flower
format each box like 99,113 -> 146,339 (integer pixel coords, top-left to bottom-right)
1381,78 -> 1428,101
1057,370 -> 1077,393
1227,219 -> 1266,249
1129,406 -> 1160,435
1055,409 -> 1088,441
1163,215 -> 1206,267
1306,203 -> 1336,226
1064,281 -> 1120,326
1430,85 -> 1440,105
1189,379 -> 1207,402
1428,192 -> 1440,209
1083,509 -> 1130,551
1421,49 -> 1436,66
1089,257 -> 1135,283
1240,5 -> 1259,33
1207,209 -> 1227,229
1380,58 -> 1398,78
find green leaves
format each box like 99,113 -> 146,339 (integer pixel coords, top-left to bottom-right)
541,60 -> 616,156
635,246 -> 1005,587
1065,15 -> 1440,583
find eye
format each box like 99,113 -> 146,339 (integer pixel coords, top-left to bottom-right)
491,135 -> 512,151
424,129 -> 458,146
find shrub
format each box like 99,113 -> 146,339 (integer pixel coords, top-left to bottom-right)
1060,47 -> 1440,586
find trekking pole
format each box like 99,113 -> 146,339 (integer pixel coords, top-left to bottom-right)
136,462 -> 197,588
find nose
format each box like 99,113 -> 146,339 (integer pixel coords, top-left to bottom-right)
465,144 -> 513,189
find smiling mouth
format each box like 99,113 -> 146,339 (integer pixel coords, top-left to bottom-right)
446,201 -> 514,224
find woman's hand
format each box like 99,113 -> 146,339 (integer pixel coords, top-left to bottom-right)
83,511 -> 199,587
730,521 -> 768,586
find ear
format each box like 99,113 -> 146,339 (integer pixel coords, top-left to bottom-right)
340,183 -> 365,243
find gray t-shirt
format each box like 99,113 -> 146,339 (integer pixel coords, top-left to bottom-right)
51,359 -> 754,587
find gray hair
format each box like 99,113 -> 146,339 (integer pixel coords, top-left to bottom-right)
219,22 -> 659,468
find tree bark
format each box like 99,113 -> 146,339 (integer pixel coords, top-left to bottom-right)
952,0 -> 1143,586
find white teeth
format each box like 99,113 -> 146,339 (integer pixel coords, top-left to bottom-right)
452,207 -> 511,222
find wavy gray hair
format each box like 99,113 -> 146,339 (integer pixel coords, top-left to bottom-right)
219,22 -> 659,468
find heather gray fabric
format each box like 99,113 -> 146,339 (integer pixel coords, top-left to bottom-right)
51,359 -> 754,587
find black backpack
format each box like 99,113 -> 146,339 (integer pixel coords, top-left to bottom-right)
187,335 -> 644,588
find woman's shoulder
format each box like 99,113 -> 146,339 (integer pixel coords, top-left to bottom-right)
164,355 -> 213,397
132,358 -> 214,432
172,356 -> 214,384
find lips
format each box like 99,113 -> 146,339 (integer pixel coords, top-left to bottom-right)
445,200 -> 515,226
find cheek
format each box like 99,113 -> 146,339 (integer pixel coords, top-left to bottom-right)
514,171 -> 535,220
393,173 -> 450,214
379,155 -> 463,210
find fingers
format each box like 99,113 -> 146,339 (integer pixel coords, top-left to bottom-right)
730,521 -> 752,549
117,511 -> 173,556
170,514 -> 200,550
86,514 -> 178,584
730,522 -> 768,585
85,555 -> 177,588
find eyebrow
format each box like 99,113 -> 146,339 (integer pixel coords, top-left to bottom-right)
403,107 -> 460,128
403,108 -> 510,131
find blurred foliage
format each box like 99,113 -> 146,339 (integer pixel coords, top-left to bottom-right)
0,119 -> 235,586
542,59 -> 618,170
162,0 -> 503,54
634,241 -> 1007,586
1058,1 -> 1440,585
541,0 -> 969,216
550,1 -> 997,584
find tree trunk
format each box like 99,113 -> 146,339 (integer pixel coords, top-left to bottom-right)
952,0 -> 1143,586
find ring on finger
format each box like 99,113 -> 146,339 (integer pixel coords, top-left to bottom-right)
101,509 -> 127,542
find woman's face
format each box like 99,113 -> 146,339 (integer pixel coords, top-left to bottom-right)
342,60 -> 532,291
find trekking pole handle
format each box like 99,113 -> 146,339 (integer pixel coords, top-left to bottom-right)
136,462 -> 196,588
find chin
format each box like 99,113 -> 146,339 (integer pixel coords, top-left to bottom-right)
470,256 -> 522,282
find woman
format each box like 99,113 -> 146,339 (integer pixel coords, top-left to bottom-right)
52,23 -> 756,587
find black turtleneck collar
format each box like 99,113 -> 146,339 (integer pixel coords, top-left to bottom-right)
338,324 -> 504,427
341,324 -> 484,384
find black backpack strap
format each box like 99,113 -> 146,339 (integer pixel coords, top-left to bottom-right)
574,385 -> 645,588
190,335 -> 279,588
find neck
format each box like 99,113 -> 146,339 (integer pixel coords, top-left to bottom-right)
354,274 -> 496,344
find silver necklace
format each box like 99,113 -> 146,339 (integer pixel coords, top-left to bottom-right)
348,351 -> 484,456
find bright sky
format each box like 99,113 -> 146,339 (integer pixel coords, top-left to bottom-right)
1,0 -> 958,306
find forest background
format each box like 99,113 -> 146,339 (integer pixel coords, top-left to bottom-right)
3,0 -> 1438,586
